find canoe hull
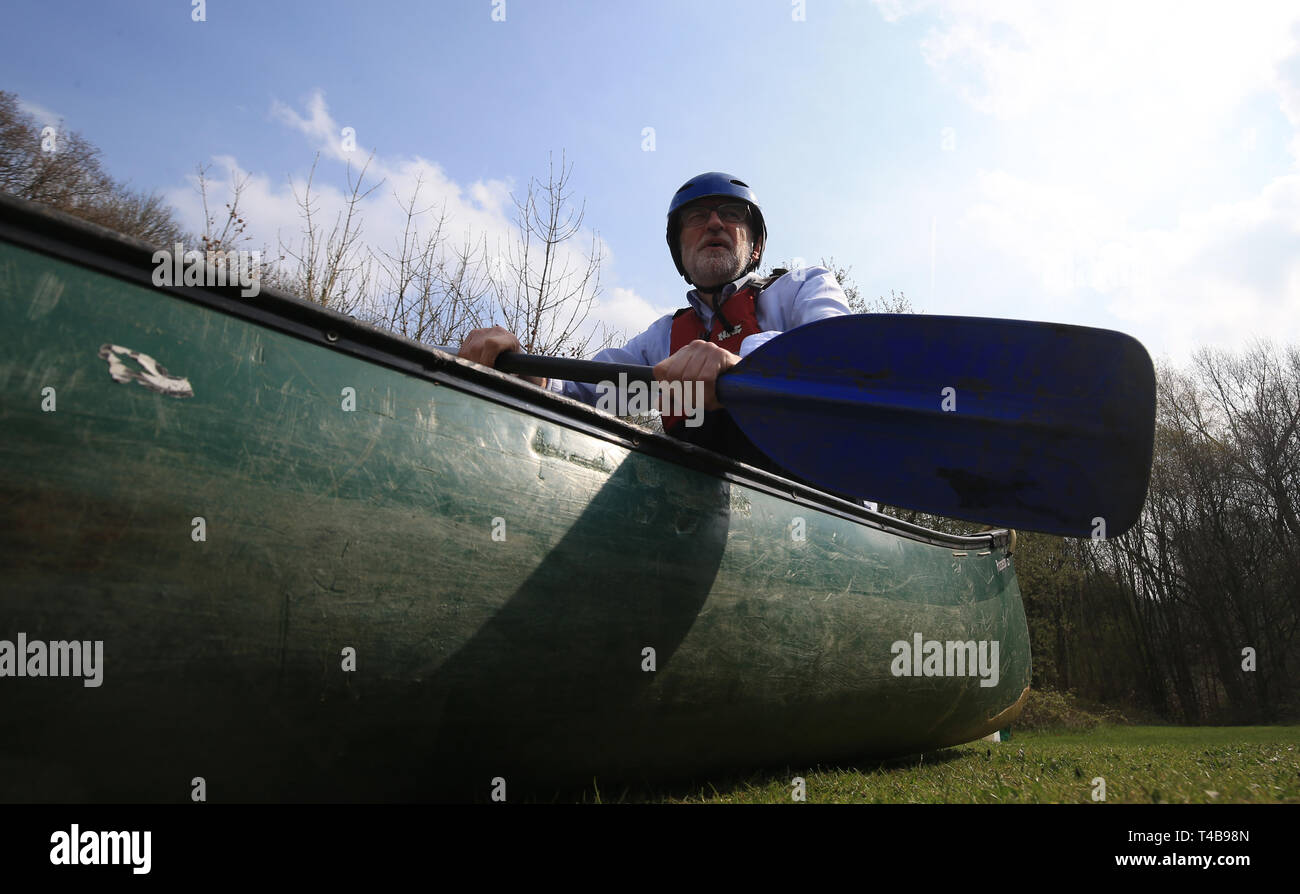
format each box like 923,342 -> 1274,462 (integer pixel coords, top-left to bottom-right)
0,198 -> 1029,801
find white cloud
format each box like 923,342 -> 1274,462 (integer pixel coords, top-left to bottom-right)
18,99 -> 62,130
270,91 -> 348,162
900,2 -> 1297,121
1128,175 -> 1300,351
595,286 -> 673,343
878,0 -> 1300,358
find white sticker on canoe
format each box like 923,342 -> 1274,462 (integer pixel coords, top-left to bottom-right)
97,344 -> 194,398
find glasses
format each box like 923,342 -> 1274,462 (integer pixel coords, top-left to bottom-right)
680,202 -> 750,228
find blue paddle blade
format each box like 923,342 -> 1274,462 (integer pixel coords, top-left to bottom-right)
718,314 -> 1156,538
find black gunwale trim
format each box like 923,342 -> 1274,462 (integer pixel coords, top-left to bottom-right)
0,193 -> 1006,552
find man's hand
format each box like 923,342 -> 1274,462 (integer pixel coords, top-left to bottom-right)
457,326 -> 546,388
653,339 -> 740,412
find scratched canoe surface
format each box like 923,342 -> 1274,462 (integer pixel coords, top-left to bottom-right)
0,196 -> 1029,802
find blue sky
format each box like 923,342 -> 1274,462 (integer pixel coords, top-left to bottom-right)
5,0 -> 1300,365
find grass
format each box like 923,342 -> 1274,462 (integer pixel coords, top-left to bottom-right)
610,725 -> 1300,804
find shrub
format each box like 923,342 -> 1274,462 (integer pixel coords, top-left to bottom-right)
1015,688 -> 1124,731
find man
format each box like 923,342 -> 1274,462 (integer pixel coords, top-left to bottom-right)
458,171 -> 850,468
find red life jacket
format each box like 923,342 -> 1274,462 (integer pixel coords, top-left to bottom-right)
662,283 -> 763,430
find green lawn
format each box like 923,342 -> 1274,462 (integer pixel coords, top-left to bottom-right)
621,725 -> 1300,804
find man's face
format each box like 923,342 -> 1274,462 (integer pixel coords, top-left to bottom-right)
678,198 -> 757,290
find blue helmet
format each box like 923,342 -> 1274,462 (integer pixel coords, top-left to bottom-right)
666,172 -> 767,284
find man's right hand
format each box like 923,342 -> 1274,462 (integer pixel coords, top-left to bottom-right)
457,326 -> 546,388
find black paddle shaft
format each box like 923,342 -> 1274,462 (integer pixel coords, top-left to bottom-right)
493,351 -> 657,385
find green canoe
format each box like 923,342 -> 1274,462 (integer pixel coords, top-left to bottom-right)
0,194 -> 1029,802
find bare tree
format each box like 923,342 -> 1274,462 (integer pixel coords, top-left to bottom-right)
487,152 -> 604,357
75,185 -> 187,246
364,174 -> 495,346
0,90 -> 110,207
770,256 -> 918,314
274,153 -> 380,315
0,90 -> 185,245
192,149 -> 618,360
195,162 -> 253,254
858,288 -> 917,314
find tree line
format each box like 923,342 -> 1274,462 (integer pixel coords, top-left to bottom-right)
885,344 -> 1299,724
1026,344 -> 1299,723
0,91 -> 187,245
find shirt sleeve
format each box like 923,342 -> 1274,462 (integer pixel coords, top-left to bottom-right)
553,314 -> 674,406
739,266 -> 850,358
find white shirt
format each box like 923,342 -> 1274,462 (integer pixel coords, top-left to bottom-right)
553,265 -> 851,406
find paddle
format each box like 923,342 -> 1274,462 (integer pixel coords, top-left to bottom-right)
477,314 -> 1156,539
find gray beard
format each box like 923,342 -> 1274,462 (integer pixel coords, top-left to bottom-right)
689,244 -> 750,289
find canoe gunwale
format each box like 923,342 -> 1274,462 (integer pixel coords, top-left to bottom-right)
0,193 -> 1010,553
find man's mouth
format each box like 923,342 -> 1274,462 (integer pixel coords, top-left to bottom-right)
701,239 -> 730,250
